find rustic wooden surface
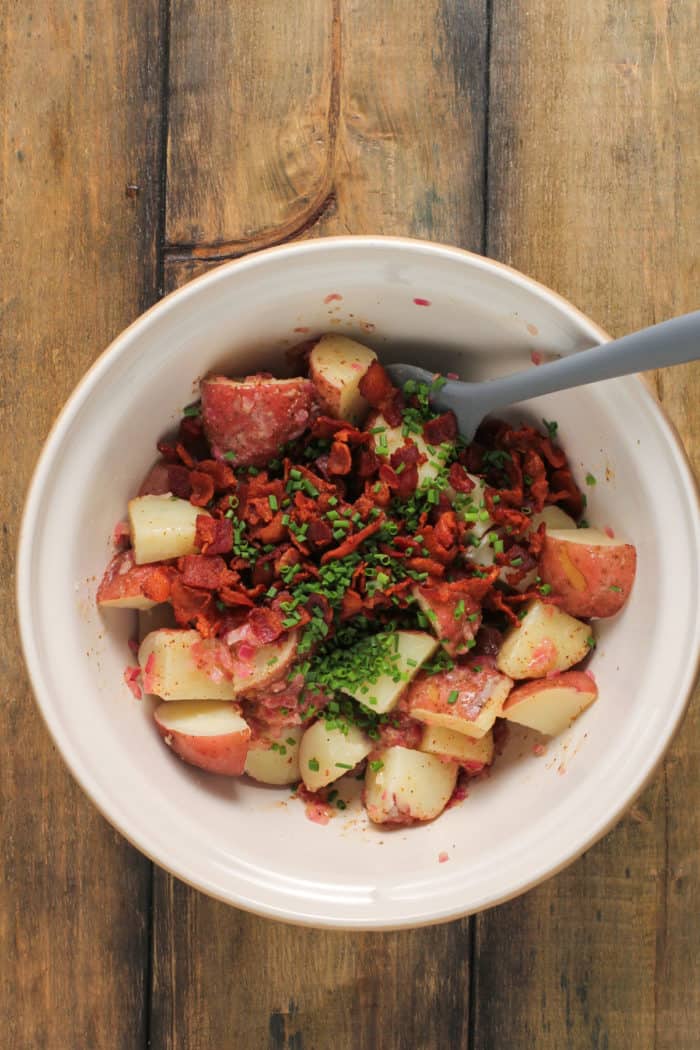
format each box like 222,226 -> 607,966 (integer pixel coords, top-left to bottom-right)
2,2 -> 698,1048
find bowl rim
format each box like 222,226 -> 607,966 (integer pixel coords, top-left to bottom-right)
16,235 -> 700,929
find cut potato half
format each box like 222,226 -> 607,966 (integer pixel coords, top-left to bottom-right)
128,494 -> 206,564
502,671 -> 598,735
244,726 -> 303,785
299,720 -> 373,791
539,528 -> 636,618
363,746 -> 457,825
341,630 -> 438,714
496,600 -> 592,680
309,334 -> 377,423
97,550 -> 159,609
419,725 -> 494,769
154,700 -> 250,775
407,663 -> 512,738
530,505 -> 578,531
139,628 -> 298,700
139,629 -> 239,700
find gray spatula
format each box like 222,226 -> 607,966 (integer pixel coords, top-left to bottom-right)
387,310 -> 700,441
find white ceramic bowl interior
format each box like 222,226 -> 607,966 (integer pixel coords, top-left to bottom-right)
18,237 -> 700,929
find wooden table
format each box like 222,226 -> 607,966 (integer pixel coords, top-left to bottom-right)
2,3 -> 698,1047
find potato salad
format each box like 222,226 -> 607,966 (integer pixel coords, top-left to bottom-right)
98,334 -> 637,826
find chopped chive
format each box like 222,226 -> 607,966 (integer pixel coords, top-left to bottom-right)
335,762 -> 353,770
454,599 -> 465,619
585,472 -> 597,486
308,758 -> 320,772
539,583 -> 552,595
543,418 -> 558,441
447,689 -> 459,705
609,584 -> 622,592
511,556 -> 523,567
369,759 -> 384,772
268,494 -> 278,511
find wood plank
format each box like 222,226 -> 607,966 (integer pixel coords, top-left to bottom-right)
155,3 -> 488,1047
474,2 -> 700,1047
165,0 -> 335,253
0,2 -> 163,1046
151,878 -> 470,1050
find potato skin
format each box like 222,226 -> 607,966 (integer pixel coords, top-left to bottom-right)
154,707 -> 250,776
539,534 -> 636,617
97,550 -> 160,608
200,375 -> 317,467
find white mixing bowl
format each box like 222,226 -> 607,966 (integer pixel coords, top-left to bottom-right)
17,237 -> 700,929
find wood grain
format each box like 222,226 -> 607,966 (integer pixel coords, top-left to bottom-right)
165,0 -> 335,254
151,879 -> 471,1050
0,2 -> 162,1047
156,3 -> 488,1048
473,2 -> 700,1047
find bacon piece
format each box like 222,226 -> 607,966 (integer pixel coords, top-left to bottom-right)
189,471 -> 215,507
340,589 -> 364,619
195,515 -> 233,555
327,440 -> 353,475
406,556 -> 446,577
195,458 -> 236,491
246,606 -> 286,645
423,411 -> 458,446
320,517 -> 384,563
174,442 -> 195,469
448,462 -> 475,494
310,416 -> 368,445
180,554 -> 233,591
548,468 -> 585,518
170,578 -> 215,626
359,362 -> 403,426
253,514 -> 287,545
359,361 -> 395,407
218,586 -> 255,608
308,518 -> 333,549
357,447 -> 380,478
522,449 -> 548,512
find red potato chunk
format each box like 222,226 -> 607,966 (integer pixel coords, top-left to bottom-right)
363,746 -> 458,825
496,600 -> 592,680
407,662 -> 513,738
539,528 -> 636,618
200,375 -> 318,467
97,550 -> 170,609
154,700 -> 251,775
308,334 -> 377,423
502,671 -> 598,736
